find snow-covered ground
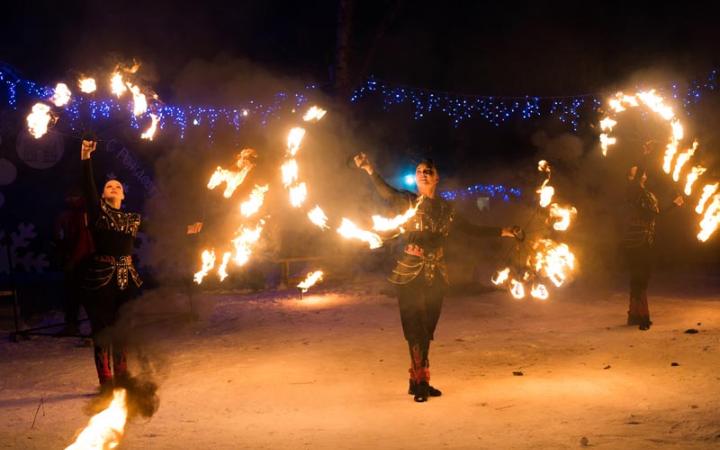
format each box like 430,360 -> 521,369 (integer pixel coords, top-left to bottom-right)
2,273 -> 720,449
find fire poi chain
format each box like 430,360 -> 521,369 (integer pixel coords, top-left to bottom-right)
599,90 -> 720,242
25,63 -> 160,142
491,160 -> 578,301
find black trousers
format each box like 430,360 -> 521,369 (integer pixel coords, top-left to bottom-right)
395,273 -> 447,343
624,243 -> 653,318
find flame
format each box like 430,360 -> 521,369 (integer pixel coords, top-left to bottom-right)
193,250 -> 216,284
663,141 -> 679,174
140,113 -> 160,140
65,388 -> 128,450
337,218 -> 383,249
297,270 -> 324,292
684,166 -> 707,196
599,133 -> 617,156
531,283 -> 549,300
303,106 -> 327,122
281,159 -> 299,187
207,150 -> 257,198
671,142 -> 698,182
231,221 -> 265,266
127,83 -> 147,116
307,205 -> 330,230
548,203 -> 577,231
289,183 -> 307,208
217,252 -> 232,282
696,183 -> 719,214
537,160 -> 550,173
599,117 -> 617,131
671,120 -> 684,141
371,199 -> 422,232
491,267 -> 510,285
509,279 -> 525,299
52,83 -> 72,107
697,194 -> 720,242
78,77 -> 97,94
111,73 -> 127,97
537,180 -> 555,208
240,184 -> 269,217
26,103 -> 53,139
287,127 -> 306,156
529,239 -> 576,288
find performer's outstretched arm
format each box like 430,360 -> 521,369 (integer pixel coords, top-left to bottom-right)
453,213 -> 524,240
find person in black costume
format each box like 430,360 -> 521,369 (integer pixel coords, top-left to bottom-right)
622,164 -> 683,330
80,139 -> 142,390
354,153 -> 523,402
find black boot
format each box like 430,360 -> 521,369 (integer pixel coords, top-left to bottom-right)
413,381 -> 429,402
408,379 -> 442,397
627,314 -> 641,326
638,318 -> 652,330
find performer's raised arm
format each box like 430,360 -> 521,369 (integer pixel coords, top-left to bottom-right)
354,152 -> 413,209
80,139 -> 100,217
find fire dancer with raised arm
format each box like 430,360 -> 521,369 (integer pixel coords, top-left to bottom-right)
354,153 -> 523,402
622,164 -> 683,330
80,138 -> 142,392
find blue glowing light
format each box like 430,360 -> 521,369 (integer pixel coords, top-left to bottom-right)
404,174 -> 416,186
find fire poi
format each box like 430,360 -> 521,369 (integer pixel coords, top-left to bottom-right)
599,89 -> 720,242
491,160 -> 578,300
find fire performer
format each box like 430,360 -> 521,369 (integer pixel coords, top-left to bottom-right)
80,138 -> 142,391
622,164 -> 683,330
354,153 -> 523,402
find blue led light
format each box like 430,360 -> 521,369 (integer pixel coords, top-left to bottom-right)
403,174 -> 415,186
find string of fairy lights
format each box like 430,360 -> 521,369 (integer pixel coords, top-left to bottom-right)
3,65 -> 719,137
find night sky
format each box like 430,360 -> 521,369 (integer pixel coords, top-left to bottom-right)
4,1 -> 720,96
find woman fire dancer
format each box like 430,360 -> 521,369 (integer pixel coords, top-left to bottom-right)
622,164 -> 683,330
80,139 -> 143,391
354,153 -> 523,402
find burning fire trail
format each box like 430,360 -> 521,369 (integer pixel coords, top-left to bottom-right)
127,83 -> 147,116
599,89 -> 720,240
289,182 -> 308,208
371,198 -> 423,232
491,267 -> 510,285
231,221 -> 265,266
696,183 -> 719,214
529,239 -> 576,288
281,159 -> 299,187
509,279 -> 525,299
64,388 -> 128,450
337,218 -> 383,249
240,184 -> 269,217
78,77 -> 97,93
193,250 -> 216,284
52,83 -> 72,107
297,270 -> 324,292
531,283 -> 549,300
287,127 -> 306,156
140,113 -> 160,140
217,252 -> 232,282
537,181 -> 555,208
303,106 -> 327,122
307,205 -> 330,230
111,73 -> 127,97
207,149 -> 257,198
697,194 -> 720,242
548,203 -> 577,231
26,103 -> 53,139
